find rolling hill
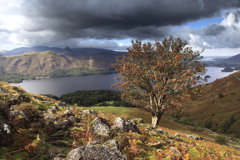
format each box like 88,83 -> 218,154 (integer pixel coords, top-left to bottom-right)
222,53 -> 240,63
0,51 -> 115,75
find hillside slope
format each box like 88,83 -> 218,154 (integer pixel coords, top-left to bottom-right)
0,80 -> 240,159
0,81 -> 240,160
223,53 -> 240,63
173,70 -> 240,137
0,51 -> 114,75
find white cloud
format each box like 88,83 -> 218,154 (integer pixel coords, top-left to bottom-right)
201,48 -> 240,56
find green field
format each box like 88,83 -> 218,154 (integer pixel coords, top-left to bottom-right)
94,101 -> 115,106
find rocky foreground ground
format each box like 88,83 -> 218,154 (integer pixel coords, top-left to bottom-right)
1,84 -> 240,159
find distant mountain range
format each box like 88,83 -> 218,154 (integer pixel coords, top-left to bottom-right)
0,46 -> 124,61
0,46 -> 126,82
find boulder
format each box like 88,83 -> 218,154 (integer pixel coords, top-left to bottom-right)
170,146 -> 182,158
112,117 -> 140,134
10,110 -> 31,128
67,116 -> 80,123
175,133 -> 180,137
147,141 -> 161,148
66,140 -> 127,160
87,141 -> 100,146
47,108 -> 57,114
92,117 -> 113,143
55,120 -> 70,130
186,134 -> 203,140
43,113 -> 58,121
54,154 -> 66,160
62,110 -> 75,117
151,128 -> 167,136
83,109 -> 96,114
52,105 -> 60,111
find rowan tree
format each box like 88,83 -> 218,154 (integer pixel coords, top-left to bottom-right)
112,36 -> 207,128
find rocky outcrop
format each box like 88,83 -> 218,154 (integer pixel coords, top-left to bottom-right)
111,117 -> 141,134
55,120 -> 70,130
67,140 -> 127,160
92,117 -> 113,143
0,86 -> 9,94
10,110 -> 31,128
67,116 -> 80,123
185,134 -> 203,140
83,109 -> 96,114
7,93 -> 31,105
62,110 -> 75,117
43,113 -> 58,121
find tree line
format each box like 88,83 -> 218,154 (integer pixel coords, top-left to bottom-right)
0,67 -> 116,83
46,67 -> 116,77
59,89 -> 135,107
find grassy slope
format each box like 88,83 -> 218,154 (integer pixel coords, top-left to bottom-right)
80,106 -> 217,140
171,70 -> 240,136
0,51 -> 114,75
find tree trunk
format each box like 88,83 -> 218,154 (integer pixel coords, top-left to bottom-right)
151,110 -> 164,128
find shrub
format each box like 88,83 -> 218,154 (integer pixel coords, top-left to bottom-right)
218,93 -> 224,98
204,121 -> 212,129
214,135 -> 227,145
217,119 -> 230,133
179,117 -> 189,125
194,122 -> 204,131
16,104 -> 39,121
229,115 -> 236,125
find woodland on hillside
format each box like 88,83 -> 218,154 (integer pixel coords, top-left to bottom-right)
59,90 -> 135,107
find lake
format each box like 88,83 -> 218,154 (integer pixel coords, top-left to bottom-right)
10,67 -> 238,97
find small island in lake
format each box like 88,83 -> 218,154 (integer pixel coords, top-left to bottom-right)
221,67 -> 233,72
204,75 -> 211,78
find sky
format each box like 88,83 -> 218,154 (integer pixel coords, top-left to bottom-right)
0,0 -> 240,56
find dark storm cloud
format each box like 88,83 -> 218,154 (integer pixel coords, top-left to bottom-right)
192,23 -> 226,36
19,0 -> 239,40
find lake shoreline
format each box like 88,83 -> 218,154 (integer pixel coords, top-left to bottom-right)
10,67 -> 238,97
